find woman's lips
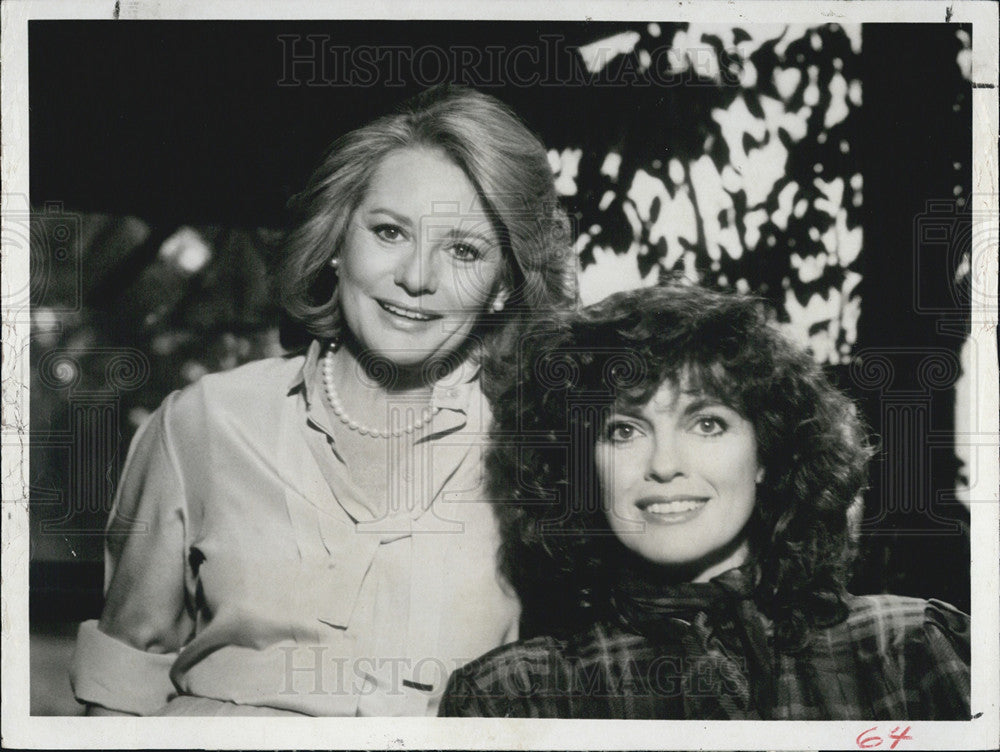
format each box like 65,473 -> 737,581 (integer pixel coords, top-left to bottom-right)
635,496 -> 709,524
376,299 -> 441,322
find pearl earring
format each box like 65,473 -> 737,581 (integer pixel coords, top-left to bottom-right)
329,257 -> 340,272
491,296 -> 506,313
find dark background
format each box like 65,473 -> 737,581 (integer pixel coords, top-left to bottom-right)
28,20 -> 972,712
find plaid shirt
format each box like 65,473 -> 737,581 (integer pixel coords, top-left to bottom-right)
439,584 -> 970,720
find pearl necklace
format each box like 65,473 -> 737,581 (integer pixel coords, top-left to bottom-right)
321,343 -> 440,438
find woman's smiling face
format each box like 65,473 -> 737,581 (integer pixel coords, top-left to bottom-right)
596,378 -> 763,582
336,147 -> 507,368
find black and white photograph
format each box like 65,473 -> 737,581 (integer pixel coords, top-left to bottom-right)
2,1 -> 997,749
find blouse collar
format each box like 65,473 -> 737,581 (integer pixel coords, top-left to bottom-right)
611,562 -> 756,628
611,561 -> 775,719
286,339 -> 481,417
286,339 -> 488,525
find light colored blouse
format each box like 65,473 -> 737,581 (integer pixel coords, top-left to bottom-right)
70,341 -> 520,716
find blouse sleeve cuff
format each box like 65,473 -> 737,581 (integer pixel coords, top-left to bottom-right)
70,620 -> 178,715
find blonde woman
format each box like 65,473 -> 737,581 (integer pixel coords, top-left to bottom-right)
72,86 -> 575,716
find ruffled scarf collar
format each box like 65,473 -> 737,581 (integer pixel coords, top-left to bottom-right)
610,562 -> 776,719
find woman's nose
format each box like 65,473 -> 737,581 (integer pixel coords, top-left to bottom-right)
645,435 -> 684,482
393,241 -> 439,295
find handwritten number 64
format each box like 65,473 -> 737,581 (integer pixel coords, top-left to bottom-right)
856,726 -> 913,749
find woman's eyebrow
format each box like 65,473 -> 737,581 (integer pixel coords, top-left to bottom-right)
364,207 -> 414,227
610,402 -> 646,419
445,226 -> 496,245
680,394 -> 733,414
423,222 -> 499,248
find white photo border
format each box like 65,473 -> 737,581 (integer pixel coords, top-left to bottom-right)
2,1 -> 997,749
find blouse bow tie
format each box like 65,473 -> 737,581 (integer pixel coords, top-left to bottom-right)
611,566 -> 777,720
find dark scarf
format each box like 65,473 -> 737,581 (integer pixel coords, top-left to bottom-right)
610,564 -> 776,719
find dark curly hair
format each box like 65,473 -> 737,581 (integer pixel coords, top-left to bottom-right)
484,283 -> 874,652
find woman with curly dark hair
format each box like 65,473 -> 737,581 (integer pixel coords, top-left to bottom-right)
441,283 -> 970,719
